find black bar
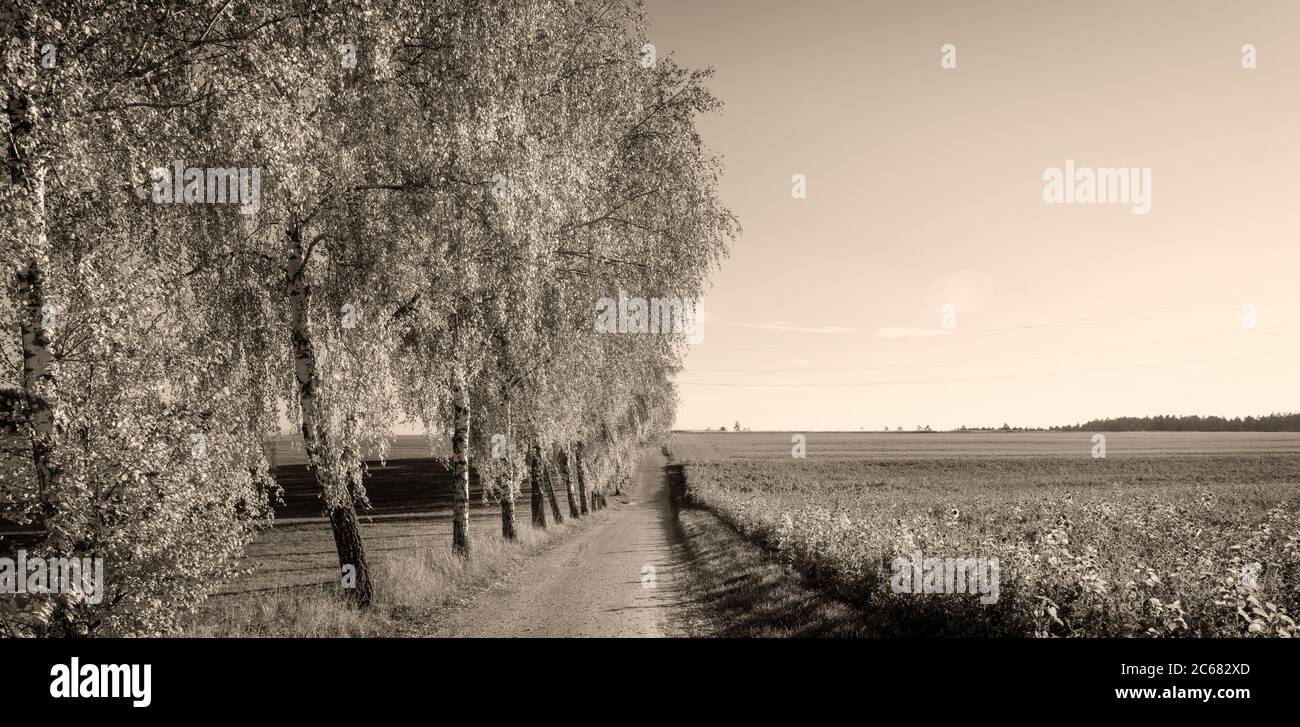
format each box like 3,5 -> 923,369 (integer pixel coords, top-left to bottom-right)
0,638 -> 1288,716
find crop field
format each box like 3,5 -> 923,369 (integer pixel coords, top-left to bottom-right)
670,431 -> 1300,637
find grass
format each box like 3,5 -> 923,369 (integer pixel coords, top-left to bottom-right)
178,443 -> 606,637
184,512 -> 607,637
670,432 -> 1300,637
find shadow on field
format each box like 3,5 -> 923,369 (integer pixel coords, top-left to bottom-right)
666,463 -> 1033,637
272,458 -> 484,520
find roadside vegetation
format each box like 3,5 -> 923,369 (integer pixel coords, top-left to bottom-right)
672,432 -> 1300,637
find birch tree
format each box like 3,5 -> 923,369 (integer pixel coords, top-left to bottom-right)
1,0 -> 289,633
172,0 -> 441,606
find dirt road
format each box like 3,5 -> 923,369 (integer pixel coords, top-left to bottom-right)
433,451 -> 691,637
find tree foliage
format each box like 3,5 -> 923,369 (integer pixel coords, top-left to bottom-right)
2,0 -> 733,633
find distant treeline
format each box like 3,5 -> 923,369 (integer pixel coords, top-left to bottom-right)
1050,413 -> 1300,432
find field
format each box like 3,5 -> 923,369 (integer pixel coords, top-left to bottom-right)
216,435 -> 473,597
669,431 -> 1300,637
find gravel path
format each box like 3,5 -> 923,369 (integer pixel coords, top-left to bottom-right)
433,451 -> 690,637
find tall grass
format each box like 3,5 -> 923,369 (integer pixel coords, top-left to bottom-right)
183,516 -> 597,637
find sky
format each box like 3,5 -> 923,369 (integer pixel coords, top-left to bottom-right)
645,0 -> 1300,431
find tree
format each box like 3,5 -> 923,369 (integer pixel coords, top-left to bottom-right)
1,0 -> 290,633
162,0 -> 474,603
2,0 -> 735,631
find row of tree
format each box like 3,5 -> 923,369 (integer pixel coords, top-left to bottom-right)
2,0 -> 733,635
1051,413 -> 1300,432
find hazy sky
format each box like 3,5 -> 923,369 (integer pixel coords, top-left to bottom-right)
646,0 -> 1300,431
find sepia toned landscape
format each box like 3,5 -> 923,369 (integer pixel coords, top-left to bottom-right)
2,0 -> 1298,679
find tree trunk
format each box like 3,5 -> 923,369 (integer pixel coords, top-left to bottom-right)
528,441 -> 546,528
449,370 -> 472,557
575,441 -> 590,515
498,473 -> 517,541
557,446 -> 581,518
543,461 -> 563,524
8,32 -> 61,546
288,229 -> 373,606
17,251 -> 61,538
327,487 -> 371,604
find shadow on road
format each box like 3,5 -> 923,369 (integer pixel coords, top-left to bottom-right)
663,463 -> 873,637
